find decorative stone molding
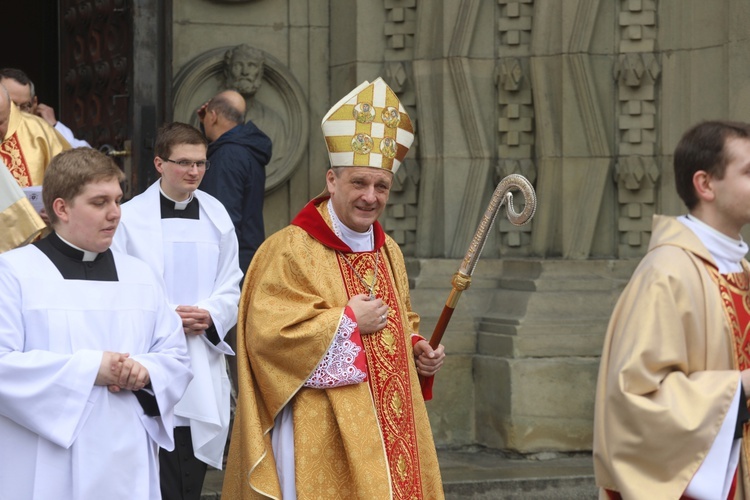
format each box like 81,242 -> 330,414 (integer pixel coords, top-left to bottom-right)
447,0 -> 493,258
497,0 -> 533,49
384,0 -> 417,54
383,7 -> 421,255
384,159 -> 420,255
413,4 -> 447,258
530,1 -> 613,259
496,1 -> 535,255
172,46 -> 309,192
615,0 -> 660,257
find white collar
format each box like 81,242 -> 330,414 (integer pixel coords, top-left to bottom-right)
159,182 -> 194,210
327,198 -> 374,252
679,214 -> 748,273
57,233 -> 99,262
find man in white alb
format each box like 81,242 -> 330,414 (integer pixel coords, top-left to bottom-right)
113,122 -> 242,500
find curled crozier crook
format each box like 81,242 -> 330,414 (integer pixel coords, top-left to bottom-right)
459,173 -> 537,277
426,173 -> 538,353
500,173 -> 537,226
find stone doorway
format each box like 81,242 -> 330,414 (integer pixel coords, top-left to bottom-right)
4,0 -> 172,199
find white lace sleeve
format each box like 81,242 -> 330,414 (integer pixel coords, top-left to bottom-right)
304,314 -> 367,389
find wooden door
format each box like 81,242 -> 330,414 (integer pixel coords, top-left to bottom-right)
58,0 -> 171,198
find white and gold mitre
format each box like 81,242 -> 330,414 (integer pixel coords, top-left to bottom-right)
321,77 -> 414,174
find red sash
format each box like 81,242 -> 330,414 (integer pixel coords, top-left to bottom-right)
0,133 -> 32,187
337,249 -> 424,499
707,266 -> 750,499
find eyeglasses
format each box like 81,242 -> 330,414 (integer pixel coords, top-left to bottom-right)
17,102 -> 33,113
162,158 -> 210,171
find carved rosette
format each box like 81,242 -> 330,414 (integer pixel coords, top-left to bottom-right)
615,0 -> 660,257
496,1 -> 536,254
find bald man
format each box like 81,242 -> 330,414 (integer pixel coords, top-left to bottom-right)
196,89 -> 271,395
0,83 -> 70,188
197,89 -> 272,276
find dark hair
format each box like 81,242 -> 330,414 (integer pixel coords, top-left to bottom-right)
207,94 -> 244,126
0,68 -> 35,98
154,122 -> 207,160
43,149 -> 124,225
674,120 -> 750,209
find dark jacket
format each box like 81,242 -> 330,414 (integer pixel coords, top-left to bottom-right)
200,120 -> 272,275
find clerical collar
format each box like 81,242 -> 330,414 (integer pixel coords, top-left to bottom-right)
680,214 -> 748,274
33,232 -> 118,281
327,198 -> 374,252
159,188 -> 200,220
56,232 -> 100,261
159,184 -> 194,210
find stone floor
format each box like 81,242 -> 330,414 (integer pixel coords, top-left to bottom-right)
201,448 -> 597,499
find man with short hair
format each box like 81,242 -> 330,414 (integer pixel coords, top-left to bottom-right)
0,68 -> 91,148
0,148 -> 192,499
594,120 -> 750,498
0,82 -> 69,188
112,122 -> 242,500
223,78 -> 446,499
198,89 -> 272,276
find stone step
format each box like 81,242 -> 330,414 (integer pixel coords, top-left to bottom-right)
477,329 -> 605,357
201,449 -> 597,499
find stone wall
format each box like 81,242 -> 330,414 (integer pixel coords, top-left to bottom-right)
170,0 -> 750,453
170,0 -> 330,238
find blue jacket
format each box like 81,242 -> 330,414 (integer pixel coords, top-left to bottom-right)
200,121 -> 272,275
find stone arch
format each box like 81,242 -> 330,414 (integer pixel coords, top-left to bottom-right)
173,46 -> 309,192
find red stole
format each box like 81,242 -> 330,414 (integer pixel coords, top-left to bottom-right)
0,133 -> 32,187
706,264 -> 750,500
710,267 -> 750,372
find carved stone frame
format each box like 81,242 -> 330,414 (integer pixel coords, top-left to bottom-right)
172,46 -> 309,192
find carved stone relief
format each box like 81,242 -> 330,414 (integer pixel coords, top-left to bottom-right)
496,0 -> 536,256
530,0 -> 613,259
172,45 -> 309,192
447,0 -> 493,259
383,3 -> 420,256
497,0 -> 548,258
615,0 -> 660,258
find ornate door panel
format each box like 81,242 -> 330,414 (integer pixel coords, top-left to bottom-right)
59,0 -> 131,150
59,0 -> 135,195
59,0 -> 171,199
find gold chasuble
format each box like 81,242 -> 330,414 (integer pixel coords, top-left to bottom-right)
0,163 -> 45,253
594,216 -> 750,499
1,103 -> 70,187
223,197 -> 443,499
